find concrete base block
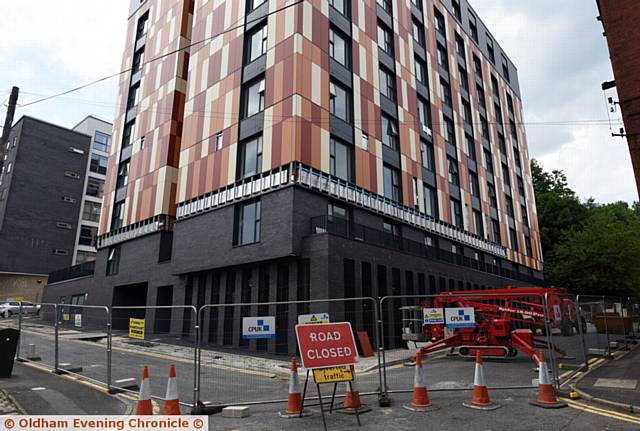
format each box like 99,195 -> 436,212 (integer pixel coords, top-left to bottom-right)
588,348 -> 607,356
222,406 -> 250,418
529,400 -> 568,409
278,410 -> 312,418
462,401 -> 501,411
403,404 -> 440,412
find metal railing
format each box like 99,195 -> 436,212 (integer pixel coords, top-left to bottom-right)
48,261 -> 95,284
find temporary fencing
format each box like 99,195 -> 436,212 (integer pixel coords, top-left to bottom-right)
16,303 -> 58,368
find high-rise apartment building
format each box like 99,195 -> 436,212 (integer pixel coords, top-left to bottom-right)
0,116 -> 90,301
71,116 -> 113,264
45,0 -> 543,353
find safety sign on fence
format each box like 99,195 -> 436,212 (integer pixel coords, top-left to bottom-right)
445,307 -> 476,328
312,365 -> 353,384
129,318 -> 145,340
423,308 -> 445,324
74,314 -> 82,328
242,316 -> 276,339
295,322 -> 358,369
298,313 -> 330,324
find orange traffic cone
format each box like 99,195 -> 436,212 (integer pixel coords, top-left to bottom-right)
462,352 -> 500,410
163,365 -> 181,415
403,351 -> 438,412
340,365 -> 371,414
279,357 -> 311,418
530,351 -> 567,408
135,366 -> 153,415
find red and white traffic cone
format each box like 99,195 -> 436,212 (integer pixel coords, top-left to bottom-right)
463,352 -> 501,410
163,364 -> 181,415
341,365 -> 371,414
404,351 -> 438,412
279,357 -> 312,418
135,366 -> 153,415
530,351 -> 567,408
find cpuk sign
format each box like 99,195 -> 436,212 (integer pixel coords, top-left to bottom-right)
445,307 -> 476,328
242,316 -> 276,339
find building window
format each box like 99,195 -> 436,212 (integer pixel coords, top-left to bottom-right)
64,170 -> 80,179
136,12 -> 149,41
110,202 -> 124,230
415,57 -> 426,85
421,140 -> 435,171
122,121 -> 134,148
381,115 -> 398,149
377,23 -> 393,56
452,0 -> 461,21
249,0 -> 267,11
237,135 -> 263,180
498,134 -> 506,154
459,66 -> 469,91
484,149 -> 494,173
440,79 -> 452,107
106,246 -> 121,276
126,84 -> 140,111
486,34 -> 495,63
473,55 -> 482,78
423,184 -> 438,218
450,198 -> 463,228
383,164 -> 401,202
83,201 -> 102,223
53,249 -> 69,256
132,48 -> 145,74
501,54 -> 510,82
62,196 -> 77,204
524,235 -> 533,256
116,161 -> 130,189
329,80 -> 351,122
473,210 -> 484,237
461,100 -> 472,126
518,176 -> 526,198
376,0 -> 392,14
480,115 -> 489,139
79,225 -> 98,247
491,75 -> 500,98
468,11 -> 478,42
487,184 -> 497,208
437,44 -> 448,70
521,204 -> 530,227
506,196 -> 515,218
361,133 -> 369,150
234,199 -> 262,246
246,22 -> 268,63
329,28 -> 350,68
383,220 -> 401,238
69,147 -> 85,155
215,132 -> 223,151
76,251 -> 96,264
434,8 -> 446,37
242,77 -> 266,118
410,0 -> 422,11
329,0 -> 347,15
509,228 -> 519,252
443,115 -> 456,146
412,20 -> 425,47
491,218 -> 501,243
86,177 -> 105,198
330,137 -> 353,182
477,86 -> 486,111
90,154 -> 108,175
455,34 -> 465,60
417,98 -> 431,134
503,163 -> 511,187
56,222 -> 73,229
379,66 -> 396,101
465,134 -> 476,161
447,158 -> 459,186
328,202 -> 349,220
507,94 -> 515,116
469,172 -> 480,197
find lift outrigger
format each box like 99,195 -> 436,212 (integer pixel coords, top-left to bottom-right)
401,286 -> 580,365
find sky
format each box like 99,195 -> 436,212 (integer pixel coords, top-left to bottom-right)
0,0 -> 636,204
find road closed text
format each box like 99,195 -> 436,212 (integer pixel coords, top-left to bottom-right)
295,322 -> 358,369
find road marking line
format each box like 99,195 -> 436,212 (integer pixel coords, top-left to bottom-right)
562,399 -> 640,424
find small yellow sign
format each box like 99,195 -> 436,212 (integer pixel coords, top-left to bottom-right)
63,314 -> 70,321
129,318 -> 145,340
15,297 -> 24,302
313,366 -> 353,384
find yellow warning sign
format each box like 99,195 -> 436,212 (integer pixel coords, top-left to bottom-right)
129,318 -> 145,340
312,366 -> 353,384
63,313 -> 70,321
15,297 -> 24,302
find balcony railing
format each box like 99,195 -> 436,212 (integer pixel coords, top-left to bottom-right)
310,215 -> 543,285
48,261 -> 95,284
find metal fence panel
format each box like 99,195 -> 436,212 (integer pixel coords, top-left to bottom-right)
16,303 -> 58,369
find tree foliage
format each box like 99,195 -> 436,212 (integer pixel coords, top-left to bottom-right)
531,159 -> 640,297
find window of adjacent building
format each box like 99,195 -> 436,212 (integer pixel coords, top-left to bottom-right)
132,48 -> 145,74
53,249 -> 69,256
491,218 -> 501,243
116,161 -> 130,189
498,134 -> 506,154
381,114 -> 398,149
64,170 -> 80,179
468,11 -> 478,42
421,140 -> 435,171
507,94 -> 515,116
521,204 -> 530,227
377,23 -> 393,56
328,201 -> 349,220
110,202 -> 124,230
361,133 -> 369,150
484,149 -> 494,173
379,66 -> 396,101
329,80 -> 351,123
93,132 -> 111,152
127,84 -> 140,111
242,77 -> 266,118
136,12 -> 149,41
79,225 -> 98,247
461,100 -> 472,126
437,44 -> 448,70
469,172 -> 480,197
440,79 -> 452,107
509,228 -> 519,252
434,8 -> 446,37
506,196 -> 515,218
513,147 -> 522,168
486,33 -> 495,63
452,0 -> 462,21
330,137 -> 353,182
329,27 -> 350,68
473,210 -> 484,237
447,157 -> 459,186
122,121 -> 134,148
487,183 -> 497,208
249,0 -> 267,11
106,246 -> 121,276
524,235 -> 533,256
415,57 -> 427,85
90,154 -> 108,175
473,55 -> 482,78
246,22 -> 268,63
480,115 -> 489,139
455,34 -> 465,60
410,0 -> 422,11
450,198 -> 463,228
215,132 -> 223,151
503,163 -> 511,187
412,20 -> 425,47
412,177 -> 420,206
477,84 -> 486,109
491,75 -> 500,98
76,250 -> 96,264
518,176 -> 526,198
376,0 -> 392,14
330,0 -> 347,15
417,97 -> 431,132
443,115 -> 456,146
62,196 -> 77,204
86,177 -> 105,198
56,222 -> 73,230
465,134 -> 476,161
234,199 -> 261,246
423,184 -> 438,218
237,135 -> 263,179
383,220 -> 401,238
383,164 -> 401,202
501,54 -> 510,82
459,66 -> 469,92
83,201 -> 102,223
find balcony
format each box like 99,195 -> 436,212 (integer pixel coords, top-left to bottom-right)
48,261 -> 95,284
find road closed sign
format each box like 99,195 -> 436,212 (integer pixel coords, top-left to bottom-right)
295,322 -> 358,369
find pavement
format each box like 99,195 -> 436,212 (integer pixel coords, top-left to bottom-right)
575,343 -> 640,409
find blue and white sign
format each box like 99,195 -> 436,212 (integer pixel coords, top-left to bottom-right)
445,307 -> 476,328
242,316 -> 276,339
423,308 -> 445,325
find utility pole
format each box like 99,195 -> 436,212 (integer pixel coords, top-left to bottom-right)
0,86 -> 19,170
